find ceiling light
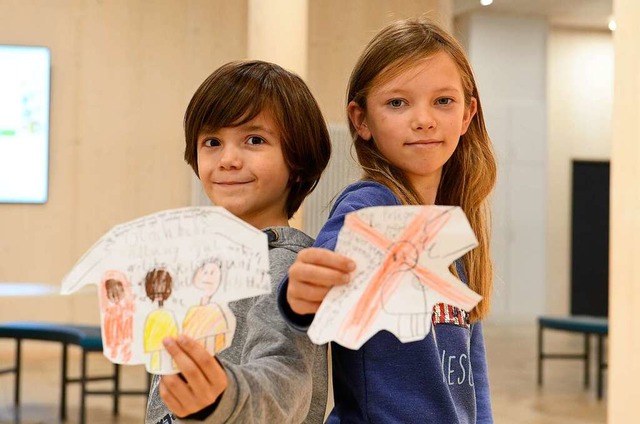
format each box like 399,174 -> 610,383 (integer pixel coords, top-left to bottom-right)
608,17 -> 617,31
480,0 -> 493,5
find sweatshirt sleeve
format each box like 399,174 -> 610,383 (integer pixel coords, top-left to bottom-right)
470,321 -> 494,423
183,248 -> 325,423
277,182 -> 400,332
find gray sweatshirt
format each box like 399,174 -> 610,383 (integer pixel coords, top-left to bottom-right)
145,227 -> 328,424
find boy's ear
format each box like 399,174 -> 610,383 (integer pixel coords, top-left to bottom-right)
347,101 -> 372,141
460,97 -> 477,136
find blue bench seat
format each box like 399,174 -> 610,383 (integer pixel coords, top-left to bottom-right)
537,315 -> 608,399
0,321 -> 149,423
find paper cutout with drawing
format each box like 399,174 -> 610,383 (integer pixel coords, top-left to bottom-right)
61,207 -> 271,374
308,205 -> 482,350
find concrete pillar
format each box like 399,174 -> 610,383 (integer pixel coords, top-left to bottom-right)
247,0 -> 308,229
609,0 -> 640,420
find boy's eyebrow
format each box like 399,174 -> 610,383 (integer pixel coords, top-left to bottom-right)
240,123 -> 277,135
199,123 -> 277,137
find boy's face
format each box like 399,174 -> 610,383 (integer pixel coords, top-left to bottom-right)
197,110 -> 290,229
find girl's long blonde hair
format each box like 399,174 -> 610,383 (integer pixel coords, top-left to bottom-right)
347,17 -> 497,321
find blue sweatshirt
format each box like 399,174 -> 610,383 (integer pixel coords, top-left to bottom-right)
278,181 -> 493,424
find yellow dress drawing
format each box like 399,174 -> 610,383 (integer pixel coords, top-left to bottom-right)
143,267 -> 178,372
144,309 -> 179,371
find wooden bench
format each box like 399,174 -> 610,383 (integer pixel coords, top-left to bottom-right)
0,321 -> 149,423
537,315 -> 608,399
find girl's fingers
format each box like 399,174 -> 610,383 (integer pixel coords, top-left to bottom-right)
287,297 -> 323,315
289,261 -> 351,289
297,248 -> 355,273
287,279 -> 333,303
286,249 -> 355,315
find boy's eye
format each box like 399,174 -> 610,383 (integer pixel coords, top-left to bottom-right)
203,138 -> 221,147
436,97 -> 453,105
246,136 -> 266,145
388,99 -> 405,108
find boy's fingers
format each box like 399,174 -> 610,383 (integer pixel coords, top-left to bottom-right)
159,375 -> 189,414
175,336 -> 227,389
171,336 -> 228,409
298,248 -> 355,273
164,337 -> 208,387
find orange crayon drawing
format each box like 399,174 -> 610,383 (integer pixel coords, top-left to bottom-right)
99,270 -> 134,363
339,208 -> 480,346
182,260 -> 230,354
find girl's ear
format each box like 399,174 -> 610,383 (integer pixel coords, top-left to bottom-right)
460,97 -> 478,136
347,101 -> 372,140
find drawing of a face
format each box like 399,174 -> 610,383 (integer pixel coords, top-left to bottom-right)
105,279 -> 125,304
193,261 -> 222,296
144,268 -> 173,307
390,241 -> 419,270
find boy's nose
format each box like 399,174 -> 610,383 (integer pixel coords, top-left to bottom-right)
218,146 -> 242,169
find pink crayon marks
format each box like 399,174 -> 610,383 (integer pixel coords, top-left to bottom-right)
339,208 -> 480,346
99,270 -> 134,363
182,260 -> 230,354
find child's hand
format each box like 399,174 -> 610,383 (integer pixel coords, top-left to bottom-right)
287,247 -> 355,315
159,335 -> 227,418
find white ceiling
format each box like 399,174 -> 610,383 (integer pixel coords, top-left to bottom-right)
453,0 -> 613,30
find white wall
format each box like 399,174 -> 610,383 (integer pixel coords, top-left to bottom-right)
456,13 -> 548,322
0,0 -> 248,324
546,28 -> 613,315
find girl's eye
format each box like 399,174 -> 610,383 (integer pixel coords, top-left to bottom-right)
246,136 -> 266,145
436,97 -> 453,106
203,138 -> 221,147
388,99 -> 405,108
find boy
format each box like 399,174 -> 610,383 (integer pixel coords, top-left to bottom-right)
145,60 -> 331,424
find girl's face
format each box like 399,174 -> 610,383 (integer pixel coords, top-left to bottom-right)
349,51 -> 476,202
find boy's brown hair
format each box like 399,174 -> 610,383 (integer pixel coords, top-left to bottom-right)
184,60 -> 331,219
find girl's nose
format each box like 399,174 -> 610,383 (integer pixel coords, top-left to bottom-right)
218,145 -> 242,169
412,107 -> 436,131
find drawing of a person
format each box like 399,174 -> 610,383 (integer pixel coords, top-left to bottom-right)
99,270 -> 134,363
380,241 -> 430,338
182,260 -> 230,354
143,268 -> 178,372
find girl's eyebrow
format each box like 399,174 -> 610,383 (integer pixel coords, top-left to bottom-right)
432,86 -> 463,94
377,85 -> 462,96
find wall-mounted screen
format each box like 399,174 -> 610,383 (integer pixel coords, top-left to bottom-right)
0,45 -> 50,204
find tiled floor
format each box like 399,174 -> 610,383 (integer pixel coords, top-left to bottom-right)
0,340 -> 149,424
0,323 -> 607,423
485,323 -> 607,424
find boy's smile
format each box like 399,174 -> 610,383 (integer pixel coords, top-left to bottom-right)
196,110 -> 291,229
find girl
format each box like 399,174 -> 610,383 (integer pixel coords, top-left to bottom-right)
278,18 -> 496,423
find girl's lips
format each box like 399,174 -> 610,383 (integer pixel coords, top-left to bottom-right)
406,139 -> 442,145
